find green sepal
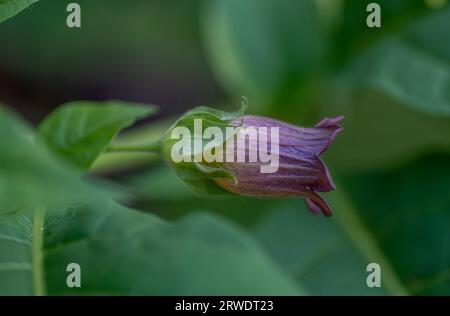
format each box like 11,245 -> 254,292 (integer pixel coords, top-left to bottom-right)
161,99 -> 247,195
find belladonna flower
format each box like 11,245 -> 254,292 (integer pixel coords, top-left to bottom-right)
161,103 -> 343,217
213,115 -> 344,217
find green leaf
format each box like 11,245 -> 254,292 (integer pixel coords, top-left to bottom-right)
322,4 -> 450,173
334,0 -> 428,64
0,0 -> 37,23
0,106 -> 111,214
252,154 -> 450,295
0,200 -> 301,295
38,100 -> 156,171
125,165 -> 192,201
126,166 -> 396,295
322,89 -> 450,173
342,154 -> 450,295
342,6 -> 450,117
203,0 -> 325,110
91,118 -> 174,174
133,156 -> 450,295
253,202 -> 391,295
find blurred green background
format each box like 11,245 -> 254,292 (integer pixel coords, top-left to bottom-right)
1,0 -> 449,295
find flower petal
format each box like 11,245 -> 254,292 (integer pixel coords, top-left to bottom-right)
239,115 -> 343,157
304,190 -> 333,217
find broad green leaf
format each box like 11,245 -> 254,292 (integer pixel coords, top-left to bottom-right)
130,155 -> 450,295
341,6 -> 450,117
38,101 -> 156,171
127,168 -> 398,295
91,118 -> 174,174
252,154 -> 450,295
125,166 -> 394,295
0,0 -> 37,23
322,89 -> 450,173
253,203 -> 391,295
0,106 -> 110,214
124,164 -> 280,228
0,200 -> 301,295
334,0 -> 428,64
203,0 -> 325,110
342,154 -> 450,295
321,5 -> 450,173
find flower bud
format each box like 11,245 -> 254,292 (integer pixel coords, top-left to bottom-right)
161,102 -> 343,217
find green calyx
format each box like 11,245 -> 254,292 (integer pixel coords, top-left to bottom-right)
160,98 -> 247,195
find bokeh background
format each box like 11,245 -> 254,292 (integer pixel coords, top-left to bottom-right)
1,0 -> 449,295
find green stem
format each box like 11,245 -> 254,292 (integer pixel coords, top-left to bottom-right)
107,140 -> 162,154
32,207 -> 46,296
328,186 -> 409,296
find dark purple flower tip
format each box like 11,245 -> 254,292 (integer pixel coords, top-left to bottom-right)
214,115 -> 344,217
304,190 -> 333,217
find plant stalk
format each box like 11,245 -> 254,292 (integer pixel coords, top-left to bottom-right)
107,140 -> 162,154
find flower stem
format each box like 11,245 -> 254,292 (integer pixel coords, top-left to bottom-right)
107,140 -> 162,154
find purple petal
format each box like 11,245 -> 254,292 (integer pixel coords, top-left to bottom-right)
304,191 -> 333,217
225,115 -> 343,192
313,115 -> 345,156
214,115 -> 343,217
240,115 -> 343,157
